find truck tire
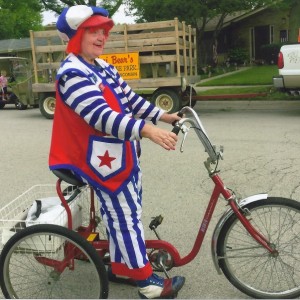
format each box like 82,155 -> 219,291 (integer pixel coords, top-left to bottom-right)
39,94 -> 55,119
151,88 -> 181,113
181,86 -> 197,108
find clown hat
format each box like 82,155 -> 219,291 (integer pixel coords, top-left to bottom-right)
57,5 -> 114,41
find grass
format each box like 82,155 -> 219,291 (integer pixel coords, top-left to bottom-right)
196,65 -> 300,100
198,65 -> 277,86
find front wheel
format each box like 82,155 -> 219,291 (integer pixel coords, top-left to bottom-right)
217,197 -> 300,298
15,101 -> 27,110
0,224 -> 109,299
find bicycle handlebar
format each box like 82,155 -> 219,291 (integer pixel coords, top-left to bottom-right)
172,106 -> 219,162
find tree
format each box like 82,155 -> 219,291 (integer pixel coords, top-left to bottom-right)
124,0 -> 293,66
40,0 -> 123,17
0,0 -> 43,39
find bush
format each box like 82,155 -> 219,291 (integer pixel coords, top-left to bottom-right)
227,48 -> 248,65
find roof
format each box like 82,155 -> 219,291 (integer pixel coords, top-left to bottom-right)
0,35 -> 62,54
0,38 -> 31,53
0,56 -> 28,60
205,6 -> 269,31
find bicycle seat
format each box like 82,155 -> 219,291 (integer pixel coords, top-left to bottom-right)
52,169 -> 86,187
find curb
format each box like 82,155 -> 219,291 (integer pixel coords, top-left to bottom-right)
190,92 -> 267,100
194,100 -> 300,111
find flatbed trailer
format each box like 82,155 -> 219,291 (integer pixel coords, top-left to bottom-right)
30,18 -> 200,119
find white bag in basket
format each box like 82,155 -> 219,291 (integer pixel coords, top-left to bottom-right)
25,196 -> 82,229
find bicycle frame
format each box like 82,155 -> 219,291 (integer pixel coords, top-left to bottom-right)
54,106 -> 276,275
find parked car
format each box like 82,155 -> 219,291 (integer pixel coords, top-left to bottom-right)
273,44 -> 300,92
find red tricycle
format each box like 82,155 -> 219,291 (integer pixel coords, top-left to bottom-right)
0,106 -> 300,299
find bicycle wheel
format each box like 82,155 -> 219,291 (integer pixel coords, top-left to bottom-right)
217,197 -> 300,299
0,224 -> 109,299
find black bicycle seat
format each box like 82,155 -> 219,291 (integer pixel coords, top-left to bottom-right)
52,169 -> 86,187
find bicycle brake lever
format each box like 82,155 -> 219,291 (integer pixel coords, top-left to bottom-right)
180,125 -> 189,153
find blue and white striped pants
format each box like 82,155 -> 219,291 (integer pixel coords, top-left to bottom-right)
95,169 -> 153,280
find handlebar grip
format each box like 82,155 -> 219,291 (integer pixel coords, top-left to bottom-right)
172,126 -> 181,135
171,111 -> 184,126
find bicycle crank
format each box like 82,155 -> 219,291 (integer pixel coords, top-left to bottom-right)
148,249 -> 174,276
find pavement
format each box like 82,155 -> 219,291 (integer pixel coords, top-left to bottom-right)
0,94 -> 300,299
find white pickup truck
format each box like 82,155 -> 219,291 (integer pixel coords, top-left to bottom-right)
273,44 -> 300,92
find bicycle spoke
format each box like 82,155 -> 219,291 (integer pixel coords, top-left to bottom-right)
217,198 -> 300,298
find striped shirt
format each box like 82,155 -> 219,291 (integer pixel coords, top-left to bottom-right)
57,55 -> 164,141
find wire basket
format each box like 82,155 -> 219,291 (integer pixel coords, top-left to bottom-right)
0,184 -> 100,252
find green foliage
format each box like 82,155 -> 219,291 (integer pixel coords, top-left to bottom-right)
124,0 -> 204,23
125,0 -> 277,27
0,0 -> 43,39
227,48 -> 248,65
40,0 -> 123,15
198,65 -> 278,86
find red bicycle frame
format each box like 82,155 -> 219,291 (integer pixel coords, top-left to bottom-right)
56,170 -> 275,270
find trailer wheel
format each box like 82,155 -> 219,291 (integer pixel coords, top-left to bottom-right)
39,94 -> 55,119
181,86 -> 197,108
151,88 -> 181,113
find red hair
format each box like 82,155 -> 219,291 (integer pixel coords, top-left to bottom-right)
66,28 -> 85,55
66,26 -> 109,55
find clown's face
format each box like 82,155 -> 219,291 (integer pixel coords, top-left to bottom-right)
80,27 -> 107,64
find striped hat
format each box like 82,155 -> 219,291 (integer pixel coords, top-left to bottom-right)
56,5 -> 114,41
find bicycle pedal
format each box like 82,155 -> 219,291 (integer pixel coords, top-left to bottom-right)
149,215 -> 163,230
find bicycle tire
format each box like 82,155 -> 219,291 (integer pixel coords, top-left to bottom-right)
217,197 -> 300,299
0,224 -> 109,299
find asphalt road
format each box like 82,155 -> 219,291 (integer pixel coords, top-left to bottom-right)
0,101 -> 300,299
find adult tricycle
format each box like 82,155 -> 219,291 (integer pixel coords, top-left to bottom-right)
0,106 -> 299,299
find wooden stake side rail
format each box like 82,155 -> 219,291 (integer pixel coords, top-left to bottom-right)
30,18 -> 198,88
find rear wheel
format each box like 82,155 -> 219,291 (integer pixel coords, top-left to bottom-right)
217,197 -> 300,298
181,86 -> 197,108
0,224 -> 109,299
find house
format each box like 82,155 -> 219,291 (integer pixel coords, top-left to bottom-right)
202,3 -> 300,65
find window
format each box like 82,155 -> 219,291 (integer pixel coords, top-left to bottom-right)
280,30 -> 288,43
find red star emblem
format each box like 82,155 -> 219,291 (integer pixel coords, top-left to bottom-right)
97,150 -> 116,169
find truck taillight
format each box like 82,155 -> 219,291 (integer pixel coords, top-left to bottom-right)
278,52 -> 284,69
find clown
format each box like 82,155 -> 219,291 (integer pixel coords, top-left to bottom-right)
49,5 -> 185,299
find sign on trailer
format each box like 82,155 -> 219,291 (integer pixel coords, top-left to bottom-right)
100,52 -> 140,80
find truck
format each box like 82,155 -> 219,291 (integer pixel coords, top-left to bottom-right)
29,18 -> 200,119
273,44 -> 300,93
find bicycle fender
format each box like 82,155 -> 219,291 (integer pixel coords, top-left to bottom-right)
211,193 -> 268,275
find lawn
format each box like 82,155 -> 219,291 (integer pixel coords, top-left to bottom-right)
196,65 -> 300,100
198,65 -> 278,86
